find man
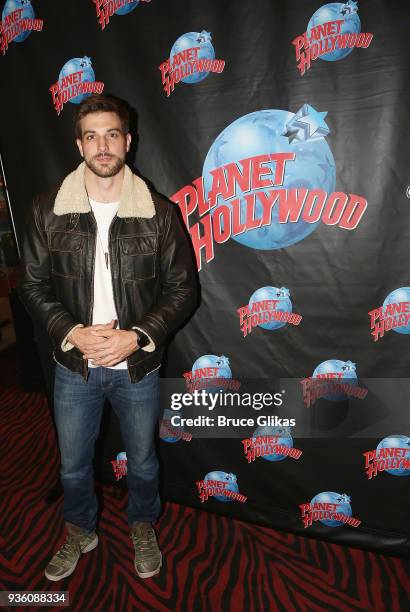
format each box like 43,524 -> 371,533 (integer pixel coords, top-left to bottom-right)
18,94 -> 197,581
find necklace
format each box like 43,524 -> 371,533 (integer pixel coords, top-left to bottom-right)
88,196 -> 118,269
95,226 -> 109,269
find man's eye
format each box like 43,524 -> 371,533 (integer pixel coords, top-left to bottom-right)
109,132 -> 119,138
86,135 -> 94,140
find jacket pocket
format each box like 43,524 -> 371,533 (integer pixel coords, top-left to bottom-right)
48,231 -> 84,278
120,234 -> 157,281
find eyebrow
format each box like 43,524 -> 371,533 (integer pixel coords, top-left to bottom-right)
82,128 -> 122,135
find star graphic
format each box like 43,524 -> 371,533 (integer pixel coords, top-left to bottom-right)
337,494 -> 351,503
341,0 -> 358,16
283,104 -> 330,143
283,127 -> 302,143
197,30 -> 212,44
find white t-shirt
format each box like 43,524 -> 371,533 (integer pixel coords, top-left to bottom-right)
89,199 -> 128,369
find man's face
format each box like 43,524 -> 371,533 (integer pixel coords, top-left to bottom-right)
76,111 -> 131,178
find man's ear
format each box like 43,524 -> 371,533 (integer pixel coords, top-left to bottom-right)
76,138 -> 84,158
126,133 -> 131,153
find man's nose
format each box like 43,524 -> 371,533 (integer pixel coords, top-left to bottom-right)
97,136 -> 109,152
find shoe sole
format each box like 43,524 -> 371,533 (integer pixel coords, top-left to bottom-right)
136,553 -> 162,579
45,535 -> 98,581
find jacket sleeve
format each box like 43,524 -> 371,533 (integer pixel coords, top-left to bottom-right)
17,197 -> 82,348
133,202 -> 198,347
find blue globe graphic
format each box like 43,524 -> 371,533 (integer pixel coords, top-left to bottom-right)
115,0 -> 140,15
192,355 -> 232,379
2,0 -> 35,43
376,435 -> 410,476
249,286 -> 292,331
312,359 -> 357,401
170,31 -> 215,84
252,426 -> 293,462
202,109 -> 336,250
116,451 -> 127,462
204,471 -> 239,503
382,287 -> 410,335
307,3 -> 361,62
58,57 -> 95,104
160,408 -> 184,443
311,491 -> 352,527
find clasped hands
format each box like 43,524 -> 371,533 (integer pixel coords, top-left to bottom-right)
69,319 -> 139,367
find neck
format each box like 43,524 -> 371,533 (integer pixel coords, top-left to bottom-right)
84,165 -> 125,203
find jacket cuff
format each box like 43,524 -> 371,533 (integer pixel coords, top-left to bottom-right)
132,326 -> 156,352
132,314 -> 167,349
60,324 -> 84,352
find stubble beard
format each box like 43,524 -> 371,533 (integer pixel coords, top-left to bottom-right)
85,154 -> 126,178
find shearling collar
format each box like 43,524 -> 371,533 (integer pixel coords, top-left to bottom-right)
53,162 -> 156,218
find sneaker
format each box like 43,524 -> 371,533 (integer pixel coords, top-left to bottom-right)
45,523 -> 98,581
130,522 -> 162,578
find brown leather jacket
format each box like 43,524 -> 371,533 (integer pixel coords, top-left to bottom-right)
18,163 -> 198,382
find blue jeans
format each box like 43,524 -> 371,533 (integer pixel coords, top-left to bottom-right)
53,363 -> 161,533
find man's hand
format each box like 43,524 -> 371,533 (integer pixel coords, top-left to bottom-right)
82,328 -> 139,367
68,320 -> 117,355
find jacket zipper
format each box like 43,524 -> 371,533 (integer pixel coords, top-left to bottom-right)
84,212 -> 97,381
107,215 -> 134,379
108,214 -> 120,327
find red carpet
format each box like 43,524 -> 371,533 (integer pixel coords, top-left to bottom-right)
1,348 -> 409,611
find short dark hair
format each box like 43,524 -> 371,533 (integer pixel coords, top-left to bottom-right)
74,94 -> 130,138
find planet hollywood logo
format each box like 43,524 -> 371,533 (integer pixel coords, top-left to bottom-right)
171,104 -> 367,271
111,451 -> 127,481
159,30 -> 225,97
242,426 -> 302,463
196,471 -> 247,504
237,286 -> 302,337
160,408 -> 192,443
292,1 -> 373,76
183,355 -> 240,392
301,359 -> 367,406
92,0 -> 151,31
49,56 -> 104,115
368,287 -> 410,342
363,435 -> 410,479
0,0 -> 43,56
300,492 -> 361,528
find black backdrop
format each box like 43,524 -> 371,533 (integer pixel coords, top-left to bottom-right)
1,0 -> 410,558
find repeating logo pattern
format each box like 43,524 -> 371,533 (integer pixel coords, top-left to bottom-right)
242,426 -> 302,463
0,0 -> 43,55
292,1 -> 373,75
111,451 -> 127,481
160,409 -> 192,443
237,286 -> 302,337
363,436 -> 410,478
159,30 -> 225,96
369,288 -> 410,341
49,56 -> 104,114
300,492 -> 361,528
183,355 -> 240,392
301,359 -> 368,405
196,471 -> 247,503
92,0 -> 151,30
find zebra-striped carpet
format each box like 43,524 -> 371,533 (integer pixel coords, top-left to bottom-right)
1,349 -> 409,611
